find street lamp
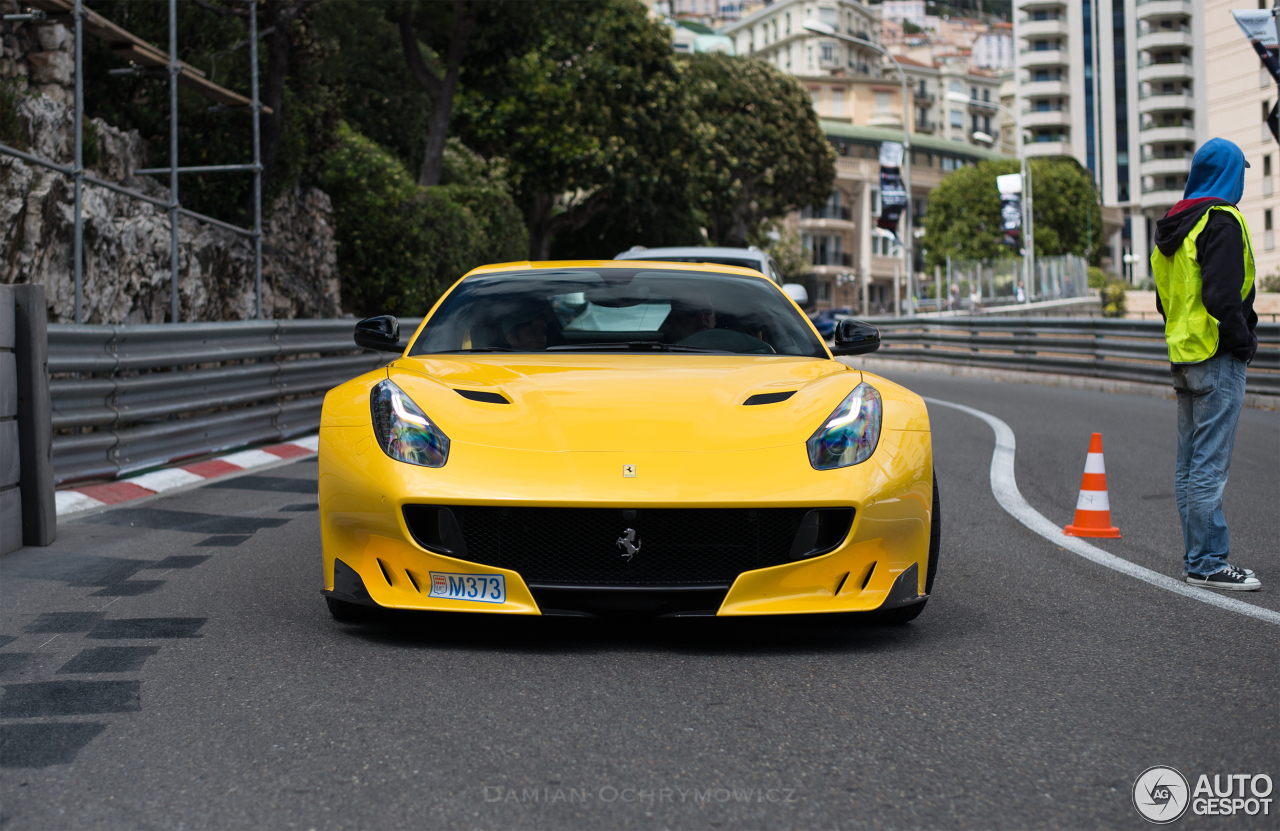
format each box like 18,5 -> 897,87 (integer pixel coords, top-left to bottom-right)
945,90 -> 1034,302
803,19 -> 915,316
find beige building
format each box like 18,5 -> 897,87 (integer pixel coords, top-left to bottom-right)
723,0 -> 1007,312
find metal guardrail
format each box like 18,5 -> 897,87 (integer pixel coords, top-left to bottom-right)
871,317 -> 1280,396
48,319 -> 420,484
45,316 -> 1277,484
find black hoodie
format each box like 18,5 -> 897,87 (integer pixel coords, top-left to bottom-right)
1153,197 -> 1257,363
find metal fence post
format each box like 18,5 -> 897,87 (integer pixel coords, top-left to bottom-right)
250,0 -> 263,320
168,0 -> 180,324
73,0 -> 84,324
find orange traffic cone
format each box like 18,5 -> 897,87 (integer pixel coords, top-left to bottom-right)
1063,432 -> 1121,538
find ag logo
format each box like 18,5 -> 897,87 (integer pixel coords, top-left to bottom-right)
1132,765 -> 1190,824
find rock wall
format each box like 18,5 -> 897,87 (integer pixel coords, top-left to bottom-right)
1,20 -> 341,323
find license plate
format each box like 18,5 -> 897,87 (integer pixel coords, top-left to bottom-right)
428,572 -> 506,604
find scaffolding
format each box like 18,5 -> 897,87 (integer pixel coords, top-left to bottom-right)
1,0 -> 268,323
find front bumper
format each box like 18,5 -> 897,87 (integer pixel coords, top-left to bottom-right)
319,426 -> 932,617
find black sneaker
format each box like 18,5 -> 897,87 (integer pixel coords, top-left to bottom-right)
1187,565 -> 1261,591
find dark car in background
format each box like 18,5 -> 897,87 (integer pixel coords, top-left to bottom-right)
809,308 -> 852,339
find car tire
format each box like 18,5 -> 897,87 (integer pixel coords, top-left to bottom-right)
872,468 -> 940,625
325,596 -> 376,623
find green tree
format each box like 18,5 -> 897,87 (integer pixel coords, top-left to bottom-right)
318,124 -> 524,315
922,157 -> 1103,268
455,0 -> 698,258
684,53 -> 835,247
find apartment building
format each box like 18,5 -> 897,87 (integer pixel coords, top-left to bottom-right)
724,0 -> 1006,311
1204,0 -> 1279,280
1010,0 -> 1277,280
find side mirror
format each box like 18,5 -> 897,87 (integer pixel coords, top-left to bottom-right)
831,319 -> 880,356
354,315 -> 401,353
781,283 -> 809,305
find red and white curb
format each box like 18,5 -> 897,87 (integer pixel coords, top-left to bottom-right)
55,435 -> 320,517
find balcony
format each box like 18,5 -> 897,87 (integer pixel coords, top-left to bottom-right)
1141,156 -> 1192,177
914,118 -> 937,133
800,205 -> 853,222
1135,0 -> 1193,21
1137,56 -> 1193,84
1018,18 -> 1069,38
1140,184 -> 1183,209
869,113 -> 904,128
1022,109 -> 1070,128
1138,91 -> 1194,114
1021,78 -> 1069,97
811,251 -> 854,267
1024,139 -> 1072,157
913,88 -> 935,103
1020,48 -> 1068,68
968,98 -> 1000,112
1137,29 -> 1194,51
1140,120 -> 1195,144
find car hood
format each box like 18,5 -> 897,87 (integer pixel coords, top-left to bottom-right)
386,355 -> 862,453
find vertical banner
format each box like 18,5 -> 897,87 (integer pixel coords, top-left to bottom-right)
878,142 -> 906,236
996,172 -> 1023,247
1232,10 -> 1280,142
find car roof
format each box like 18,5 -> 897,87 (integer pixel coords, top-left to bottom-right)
613,246 -> 770,262
462,260 -> 772,280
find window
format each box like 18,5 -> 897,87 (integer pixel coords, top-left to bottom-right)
1033,69 -> 1060,82
941,156 -> 956,171
810,87 -> 821,110
1267,209 -> 1274,231
1034,40 -> 1049,51
819,7 -> 837,26
1267,209 -> 1275,250
971,86 -> 979,100
877,92 -> 892,114
950,109 -> 964,128
832,87 -> 845,116
983,115 -> 991,133
949,81 -> 962,93
1165,175 -> 1178,190
819,281 -> 833,301
786,12 -> 791,34
821,42 -> 835,62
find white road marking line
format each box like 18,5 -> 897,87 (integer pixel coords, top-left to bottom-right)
924,396 -> 1280,627
37,634 -> 60,649
129,467 -> 204,492
55,490 -> 108,516
219,449 -> 282,469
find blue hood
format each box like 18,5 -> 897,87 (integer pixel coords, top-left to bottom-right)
1183,138 -> 1247,204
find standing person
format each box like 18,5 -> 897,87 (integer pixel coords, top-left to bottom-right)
1150,138 -> 1260,591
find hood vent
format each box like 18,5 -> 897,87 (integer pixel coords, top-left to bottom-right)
743,391 -> 796,406
455,389 -> 510,404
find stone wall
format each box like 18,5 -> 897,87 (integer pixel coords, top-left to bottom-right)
0,18 -> 341,323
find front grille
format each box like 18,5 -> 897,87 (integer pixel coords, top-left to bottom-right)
405,506 -> 817,586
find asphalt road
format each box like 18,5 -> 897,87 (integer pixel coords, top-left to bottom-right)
1,370 -> 1276,830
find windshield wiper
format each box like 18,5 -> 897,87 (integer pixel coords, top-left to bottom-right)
546,341 -> 726,353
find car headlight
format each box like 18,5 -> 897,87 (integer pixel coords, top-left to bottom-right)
370,379 -> 450,467
807,382 -> 882,470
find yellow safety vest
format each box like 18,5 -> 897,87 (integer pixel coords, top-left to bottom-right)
1150,205 -> 1255,364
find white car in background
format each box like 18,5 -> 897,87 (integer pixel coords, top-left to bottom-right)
614,245 -> 809,306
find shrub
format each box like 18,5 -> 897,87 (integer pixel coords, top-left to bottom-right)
319,125 -> 526,316
1087,266 -> 1108,289
1100,280 -> 1127,318
1259,270 -> 1280,293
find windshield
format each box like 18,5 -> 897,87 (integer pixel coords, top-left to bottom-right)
409,268 -> 827,358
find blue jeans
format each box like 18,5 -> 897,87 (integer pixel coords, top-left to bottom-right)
1172,354 -> 1247,577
